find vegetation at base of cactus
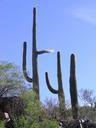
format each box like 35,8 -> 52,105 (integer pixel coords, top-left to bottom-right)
0,121 -> 4,128
69,54 -> 78,119
13,90 -> 58,128
45,51 -> 66,120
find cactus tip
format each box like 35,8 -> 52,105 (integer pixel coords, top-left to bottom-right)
33,7 -> 36,14
24,41 -> 26,45
71,53 -> 75,58
57,51 -> 60,58
23,42 -> 27,48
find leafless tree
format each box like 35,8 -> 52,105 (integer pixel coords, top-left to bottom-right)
79,89 -> 96,108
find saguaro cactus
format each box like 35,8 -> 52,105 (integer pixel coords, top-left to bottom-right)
69,54 -> 78,119
22,8 -> 51,100
45,52 -> 66,119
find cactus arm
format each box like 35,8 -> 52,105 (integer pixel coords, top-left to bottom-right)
23,42 -> 33,82
37,50 -> 50,55
69,54 -> 78,119
45,72 -> 59,94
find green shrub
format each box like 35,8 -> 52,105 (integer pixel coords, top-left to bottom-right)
0,121 -> 4,128
13,90 -> 58,128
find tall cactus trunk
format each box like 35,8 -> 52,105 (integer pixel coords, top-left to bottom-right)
69,54 -> 78,119
45,52 -> 66,120
22,7 -> 51,101
32,8 -> 39,100
57,52 -> 66,120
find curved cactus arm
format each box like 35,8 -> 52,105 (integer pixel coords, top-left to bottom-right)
45,72 -> 59,94
23,42 -> 33,82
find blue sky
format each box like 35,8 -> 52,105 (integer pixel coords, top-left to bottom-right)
0,0 -> 96,104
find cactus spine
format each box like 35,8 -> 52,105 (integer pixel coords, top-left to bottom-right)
23,8 -> 50,100
45,51 -> 66,119
69,54 -> 78,119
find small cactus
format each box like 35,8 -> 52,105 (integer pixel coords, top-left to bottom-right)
45,52 -> 66,120
69,54 -> 78,119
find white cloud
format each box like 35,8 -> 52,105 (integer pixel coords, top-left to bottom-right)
68,6 -> 96,25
